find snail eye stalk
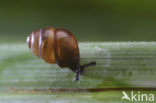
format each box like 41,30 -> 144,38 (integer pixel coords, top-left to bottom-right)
75,61 -> 96,81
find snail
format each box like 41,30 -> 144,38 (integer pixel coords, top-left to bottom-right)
26,27 -> 96,81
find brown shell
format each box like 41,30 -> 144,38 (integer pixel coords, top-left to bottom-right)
54,28 -> 80,68
31,29 -> 40,57
39,27 -> 56,63
27,27 -> 56,64
26,27 -> 80,68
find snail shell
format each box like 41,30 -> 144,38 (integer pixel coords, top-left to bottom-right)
27,27 -> 80,68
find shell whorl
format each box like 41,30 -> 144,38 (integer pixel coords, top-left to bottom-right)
27,27 -> 80,68
27,27 -> 56,64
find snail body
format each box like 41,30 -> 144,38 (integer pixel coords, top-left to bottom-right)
27,27 -> 96,81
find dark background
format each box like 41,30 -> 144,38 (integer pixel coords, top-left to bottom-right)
0,0 -> 156,42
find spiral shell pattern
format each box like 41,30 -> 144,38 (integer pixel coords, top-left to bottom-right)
27,27 -> 80,68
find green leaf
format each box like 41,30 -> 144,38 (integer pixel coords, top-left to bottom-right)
0,42 -> 156,102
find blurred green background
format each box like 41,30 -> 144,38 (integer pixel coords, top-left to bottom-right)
0,0 -> 156,42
